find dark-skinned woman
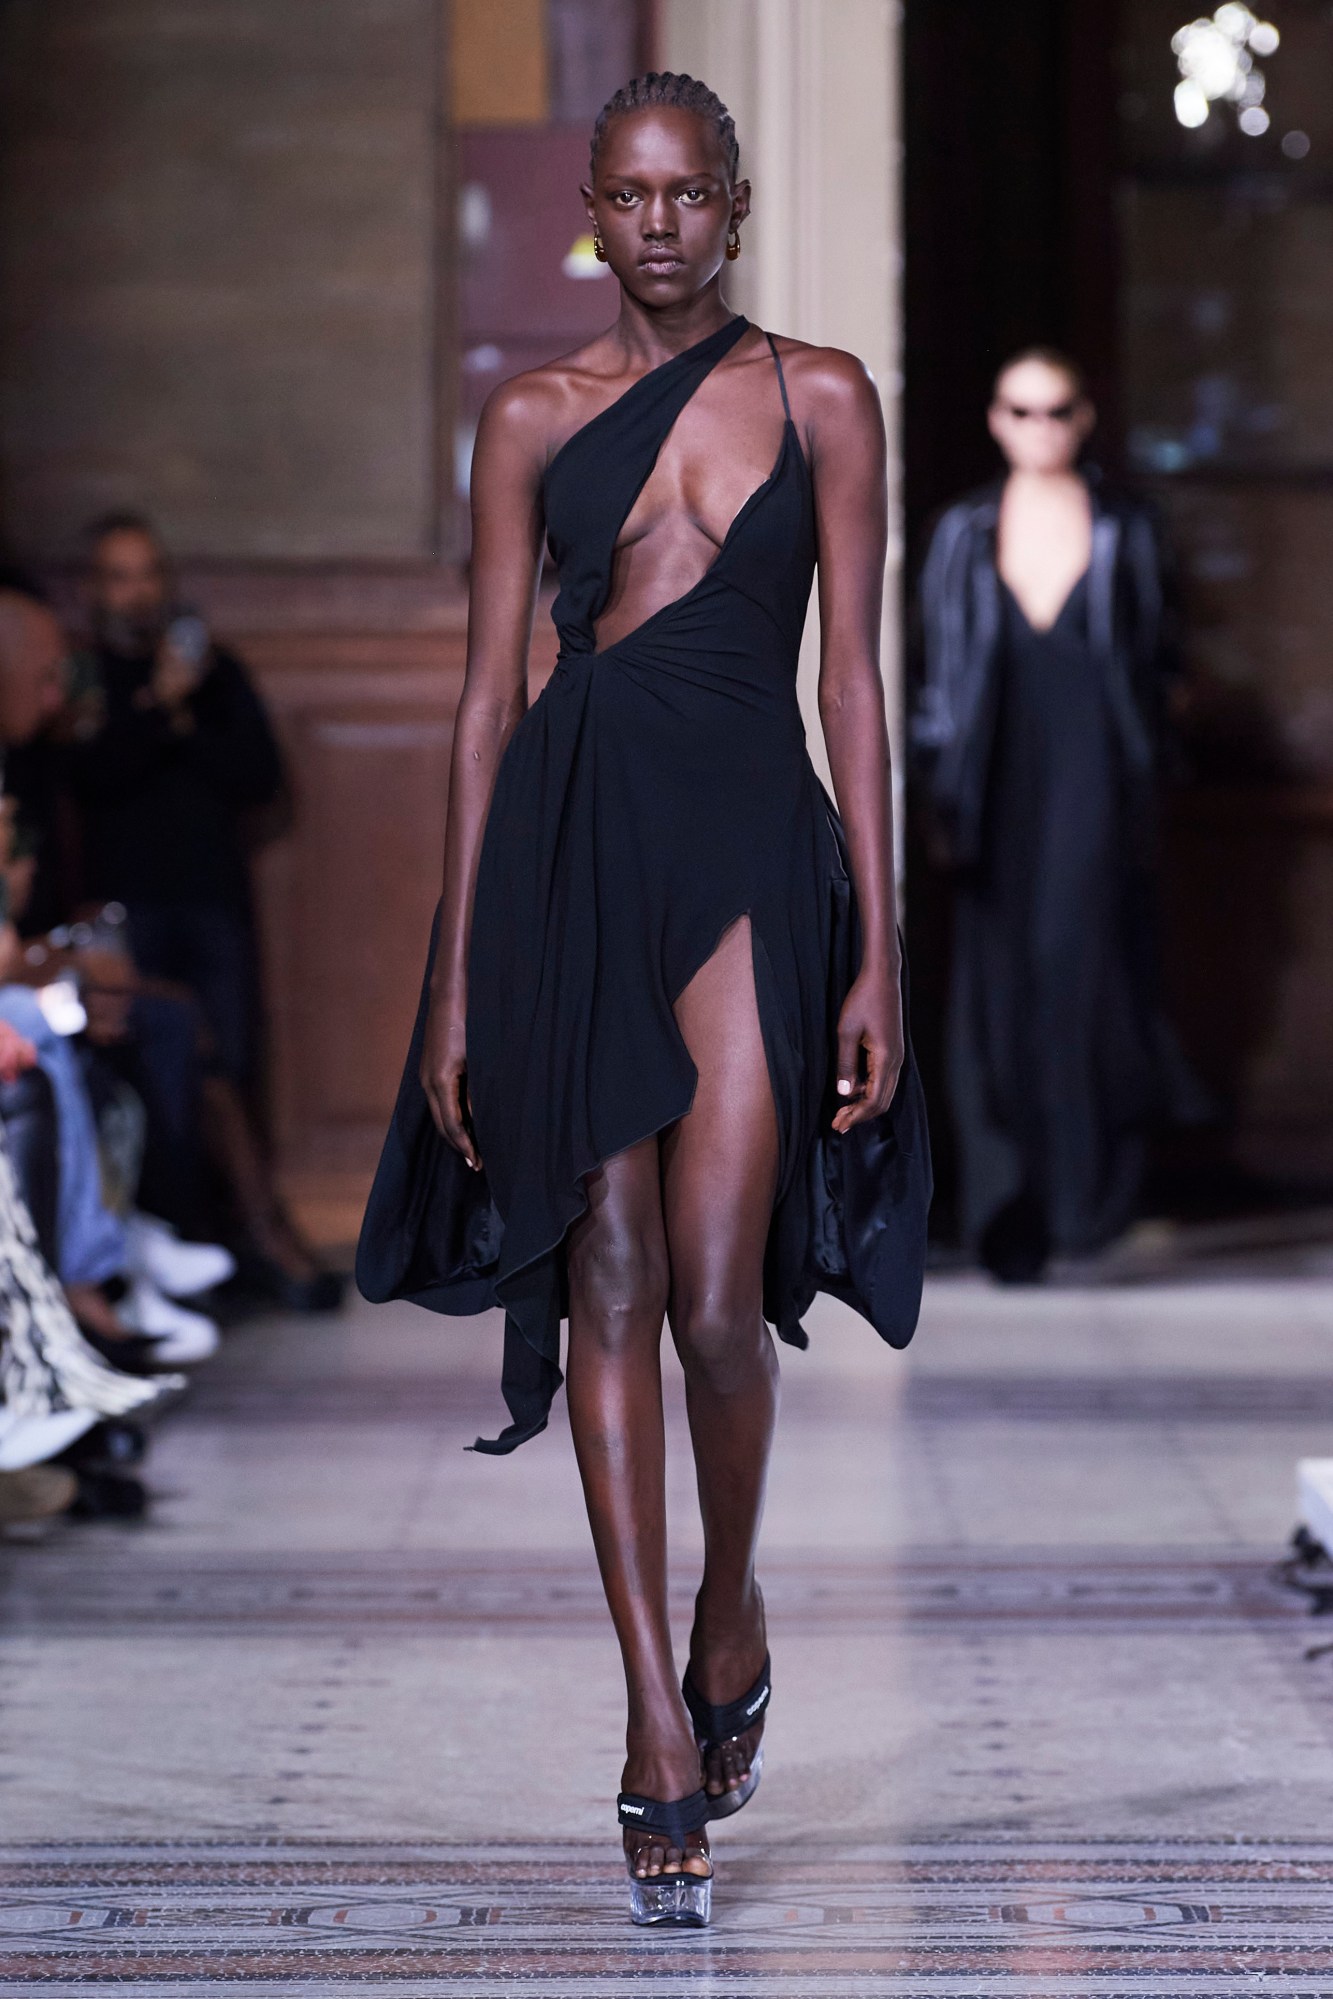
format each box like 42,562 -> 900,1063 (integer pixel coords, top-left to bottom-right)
913,348 -> 1196,1285
358,71 -> 930,1927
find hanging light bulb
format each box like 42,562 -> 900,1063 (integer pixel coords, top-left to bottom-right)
1175,77 -> 1212,127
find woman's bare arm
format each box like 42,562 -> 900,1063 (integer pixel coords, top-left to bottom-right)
421,379 -> 548,1162
804,348 -> 904,1131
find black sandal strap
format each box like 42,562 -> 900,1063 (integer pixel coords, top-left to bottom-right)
617,1789 -> 711,1843
682,1653 -> 772,1745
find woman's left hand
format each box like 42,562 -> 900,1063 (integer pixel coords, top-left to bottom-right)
832,969 -> 904,1132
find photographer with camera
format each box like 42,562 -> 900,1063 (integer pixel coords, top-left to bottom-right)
70,516 -> 340,1311
71,514 -> 283,1088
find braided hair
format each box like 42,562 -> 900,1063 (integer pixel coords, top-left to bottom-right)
590,72 -> 740,183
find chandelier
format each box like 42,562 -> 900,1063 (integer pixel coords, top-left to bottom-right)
1172,4 -> 1280,133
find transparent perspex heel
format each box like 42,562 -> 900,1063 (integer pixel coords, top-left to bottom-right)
626,1867 -> 713,1928
618,1787 -> 714,1928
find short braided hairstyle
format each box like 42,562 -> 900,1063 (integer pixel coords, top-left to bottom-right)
590,72 -> 740,183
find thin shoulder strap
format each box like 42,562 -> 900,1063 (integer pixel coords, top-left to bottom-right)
763,331 -> 794,423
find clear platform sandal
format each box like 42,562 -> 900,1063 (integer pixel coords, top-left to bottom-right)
617,1787 -> 714,1927
682,1651 -> 771,1820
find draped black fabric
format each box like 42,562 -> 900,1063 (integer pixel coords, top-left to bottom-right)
947,578 -> 1201,1261
910,476 -> 1180,873
357,317 -> 931,1450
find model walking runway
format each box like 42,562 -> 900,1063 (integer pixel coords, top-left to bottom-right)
358,70 -> 930,1924
362,317 -> 928,1452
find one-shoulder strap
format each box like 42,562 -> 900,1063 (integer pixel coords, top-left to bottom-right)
764,331 -> 793,423
543,315 -> 751,654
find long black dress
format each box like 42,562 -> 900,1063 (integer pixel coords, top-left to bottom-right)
948,575 -> 1158,1263
357,317 -> 931,1451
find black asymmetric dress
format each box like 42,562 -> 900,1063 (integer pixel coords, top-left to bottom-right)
357,316 -> 931,1452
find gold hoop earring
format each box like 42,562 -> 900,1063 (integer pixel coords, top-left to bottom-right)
593,231 -> 608,263
726,227 -> 742,261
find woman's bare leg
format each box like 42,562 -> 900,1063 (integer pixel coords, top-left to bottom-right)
664,917 -> 780,1798
199,1075 -> 323,1283
564,1140 -> 709,1881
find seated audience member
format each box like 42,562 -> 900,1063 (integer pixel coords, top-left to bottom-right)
0,590 -> 226,1363
0,1013 -> 181,1525
69,516 -> 340,1311
3,731 -> 217,1243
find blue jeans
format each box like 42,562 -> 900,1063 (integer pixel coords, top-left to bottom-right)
0,986 -> 126,1286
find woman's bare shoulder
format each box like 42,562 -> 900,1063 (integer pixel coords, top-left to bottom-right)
764,332 -> 883,425
477,331 -> 628,464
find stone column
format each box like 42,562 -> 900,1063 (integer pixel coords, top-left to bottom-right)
659,0 -> 903,830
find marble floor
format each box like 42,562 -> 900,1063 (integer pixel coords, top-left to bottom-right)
3,1258 -> 1333,1993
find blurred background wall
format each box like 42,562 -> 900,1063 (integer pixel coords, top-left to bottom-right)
1,0 -> 1330,1234
0,0 -> 660,1237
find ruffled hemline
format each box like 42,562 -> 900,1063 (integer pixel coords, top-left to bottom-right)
357,875 -> 932,1454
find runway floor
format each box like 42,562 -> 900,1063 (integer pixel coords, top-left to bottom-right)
3,1248 -> 1333,1994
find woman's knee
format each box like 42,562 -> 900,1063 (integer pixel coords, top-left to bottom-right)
568,1225 -> 669,1353
672,1289 -> 770,1393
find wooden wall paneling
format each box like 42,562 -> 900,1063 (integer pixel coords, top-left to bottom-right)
245,621 -> 557,1216
247,634 -> 462,1179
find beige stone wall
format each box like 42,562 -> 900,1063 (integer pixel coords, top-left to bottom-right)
660,0 -> 903,811
0,0 -> 444,564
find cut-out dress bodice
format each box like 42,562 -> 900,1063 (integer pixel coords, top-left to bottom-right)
358,316 -> 931,1451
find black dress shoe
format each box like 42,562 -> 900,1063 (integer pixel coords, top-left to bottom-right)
236,1251 -> 346,1314
58,1420 -> 149,1471
69,1468 -> 148,1520
286,1268 -> 346,1314
979,1191 -> 1051,1285
75,1326 -> 161,1376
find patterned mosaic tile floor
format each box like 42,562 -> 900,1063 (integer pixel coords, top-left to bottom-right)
4,1278 -> 1333,1992
0,1544 -> 1308,1633
4,1838 -> 1333,1993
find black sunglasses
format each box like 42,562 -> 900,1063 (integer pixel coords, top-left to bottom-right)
998,400 -> 1078,422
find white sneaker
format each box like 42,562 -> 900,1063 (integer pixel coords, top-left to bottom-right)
120,1278 -> 220,1363
0,1406 -> 98,1471
127,1213 -> 236,1298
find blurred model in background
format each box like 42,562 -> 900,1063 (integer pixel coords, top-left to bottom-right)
913,348 -> 1195,1282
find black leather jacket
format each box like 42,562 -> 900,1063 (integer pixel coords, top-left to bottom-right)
910,476 -> 1179,867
